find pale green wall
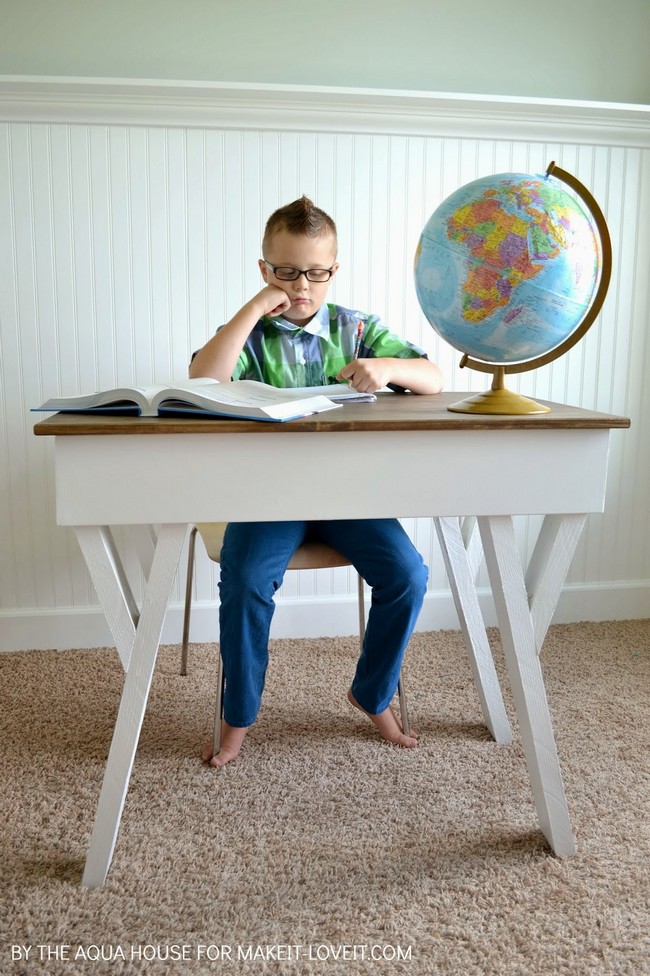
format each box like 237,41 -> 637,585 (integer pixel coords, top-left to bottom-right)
0,0 -> 648,104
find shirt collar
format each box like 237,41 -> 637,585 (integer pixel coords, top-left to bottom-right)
268,303 -> 330,338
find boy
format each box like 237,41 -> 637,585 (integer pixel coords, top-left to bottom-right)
191,196 -> 443,767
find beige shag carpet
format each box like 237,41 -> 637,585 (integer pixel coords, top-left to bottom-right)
1,620 -> 649,976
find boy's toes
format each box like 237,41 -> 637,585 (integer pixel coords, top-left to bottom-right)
347,690 -> 419,748
202,722 -> 249,767
394,729 -> 419,749
210,748 -> 239,768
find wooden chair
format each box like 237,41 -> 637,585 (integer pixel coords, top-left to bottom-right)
181,523 -> 410,754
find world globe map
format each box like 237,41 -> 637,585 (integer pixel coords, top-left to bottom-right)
414,171 -> 601,367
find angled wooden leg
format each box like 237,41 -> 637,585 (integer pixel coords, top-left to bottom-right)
526,514 -> 587,654
129,524 -> 158,580
74,526 -> 138,672
435,516 -> 512,743
81,523 -> 187,887
460,516 -> 484,581
478,515 -> 576,856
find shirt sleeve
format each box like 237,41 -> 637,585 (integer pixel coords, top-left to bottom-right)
361,315 -> 427,361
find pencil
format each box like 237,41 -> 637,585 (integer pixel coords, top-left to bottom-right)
353,319 -> 364,360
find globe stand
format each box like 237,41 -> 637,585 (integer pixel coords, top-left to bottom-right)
448,364 -> 551,415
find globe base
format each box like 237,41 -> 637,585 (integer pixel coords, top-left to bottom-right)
448,388 -> 551,415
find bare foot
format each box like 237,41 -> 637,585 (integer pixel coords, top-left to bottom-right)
201,722 -> 249,768
347,690 -> 418,748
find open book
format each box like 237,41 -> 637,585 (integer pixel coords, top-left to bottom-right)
33,377 -> 374,422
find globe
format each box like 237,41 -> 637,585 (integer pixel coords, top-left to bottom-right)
414,163 -> 611,413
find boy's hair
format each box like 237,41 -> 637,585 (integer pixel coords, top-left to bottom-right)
263,196 -> 337,254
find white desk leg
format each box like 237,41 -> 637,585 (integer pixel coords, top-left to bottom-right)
129,524 -> 158,580
75,526 -> 138,672
435,517 -> 512,743
81,523 -> 187,887
460,516 -> 484,581
526,514 -> 586,655
478,515 -> 575,856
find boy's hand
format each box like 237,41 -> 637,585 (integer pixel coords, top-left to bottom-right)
255,284 -> 293,319
336,358 -> 393,393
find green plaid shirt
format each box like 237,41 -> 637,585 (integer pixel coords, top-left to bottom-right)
227,303 -> 426,388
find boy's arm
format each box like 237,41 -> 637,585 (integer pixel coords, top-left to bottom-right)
189,285 -> 290,381
337,356 -> 444,395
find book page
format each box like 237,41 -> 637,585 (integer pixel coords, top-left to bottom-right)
281,383 -> 377,402
158,380 -> 335,409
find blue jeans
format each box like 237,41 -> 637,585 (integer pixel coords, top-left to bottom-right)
218,519 -> 428,727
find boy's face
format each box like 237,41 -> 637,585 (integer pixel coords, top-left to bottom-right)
259,230 -> 339,326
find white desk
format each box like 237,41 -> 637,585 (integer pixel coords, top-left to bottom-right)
34,393 -> 629,886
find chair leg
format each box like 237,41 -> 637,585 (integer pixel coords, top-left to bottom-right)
180,525 -> 198,676
212,650 -> 225,757
397,674 -> 410,737
356,573 -> 366,648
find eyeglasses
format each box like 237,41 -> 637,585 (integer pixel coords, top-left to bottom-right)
263,260 -> 334,283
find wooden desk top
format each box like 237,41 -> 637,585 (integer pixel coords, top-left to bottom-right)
33,392 -> 631,436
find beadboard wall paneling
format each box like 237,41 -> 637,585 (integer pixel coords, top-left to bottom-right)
0,81 -> 649,650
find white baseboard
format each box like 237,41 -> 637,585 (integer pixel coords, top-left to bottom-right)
1,582 -> 648,652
